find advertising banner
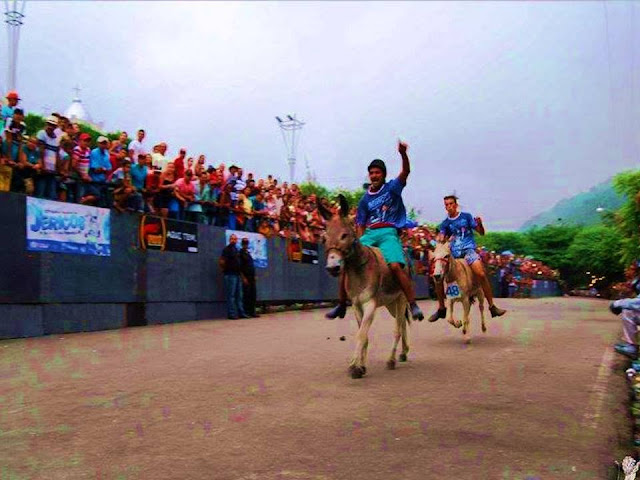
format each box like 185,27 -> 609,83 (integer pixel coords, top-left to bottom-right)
224,230 -> 268,268
26,197 -> 111,256
139,215 -> 198,253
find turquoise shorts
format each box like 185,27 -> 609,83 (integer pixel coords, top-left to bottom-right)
360,227 -> 406,265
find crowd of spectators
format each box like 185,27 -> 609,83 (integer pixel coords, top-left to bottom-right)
0,91 -> 333,243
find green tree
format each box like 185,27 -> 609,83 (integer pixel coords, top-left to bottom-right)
612,170 -> 640,265
24,113 -> 45,137
476,231 -> 531,254
299,182 -> 331,199
564,225 -> 624,288
524,224 -> 581,271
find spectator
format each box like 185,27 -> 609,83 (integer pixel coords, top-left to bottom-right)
219,234 -> 249,320
186,157 -> 194,174
174,169 -> 196,220
72,133 -> 94,205
173,148 -> 187,179
112,161 -> 144,213
239,237 -> 259,318
21,136 -> 41,195
88,136 -> 112,206
611,277 -> 640,359
3,107 -> 26,192
195,154 -> 206,177
155,161 -> 176,218
57,136 -> 74,202
35,116 -> 61,200
130,154 -> 149,192
151,142 -> 168,172
216,182 -> 233,228
1,91 -> 20,131
128,129 -> 146,161
200,171 -> 218,225
144,164 -> 161,214
189,170 -> 209,224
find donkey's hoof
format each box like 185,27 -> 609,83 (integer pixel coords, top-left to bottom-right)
464,337 -> 472,345
386,360 -> 396,370
399,353 -> 407,362
349,366 -> 365,379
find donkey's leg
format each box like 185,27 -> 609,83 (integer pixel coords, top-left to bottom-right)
462,297 -> 472,344
448,299 -> 461,328
386,298 -> 402,370
349,300 -> 376,379
399,302 -> 410,362
478,290 -> 487,333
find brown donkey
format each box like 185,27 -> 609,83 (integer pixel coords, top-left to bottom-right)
429,241 -> 486,343
319,195 -> 411,379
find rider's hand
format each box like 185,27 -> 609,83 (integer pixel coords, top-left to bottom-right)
475,216 -> 483,225
398,141 -> 408,155
610,302 -> 622,315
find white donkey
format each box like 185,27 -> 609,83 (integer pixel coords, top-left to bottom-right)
429,242 -> 487,343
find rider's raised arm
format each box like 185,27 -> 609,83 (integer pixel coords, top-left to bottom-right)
397,141 -> 410,185
473,216 -> 486,236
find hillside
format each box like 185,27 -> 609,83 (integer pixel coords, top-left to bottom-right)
519,179 -> 625,231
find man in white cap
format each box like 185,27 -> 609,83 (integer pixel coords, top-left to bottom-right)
35,115 -> 61,199
89,136 -> 111,206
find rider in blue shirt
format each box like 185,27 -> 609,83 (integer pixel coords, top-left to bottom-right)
326,141 -> 424,321
428,195 -> 506,322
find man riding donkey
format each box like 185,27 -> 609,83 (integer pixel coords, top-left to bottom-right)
427,195 -> 506,323
325,140 -> 425,321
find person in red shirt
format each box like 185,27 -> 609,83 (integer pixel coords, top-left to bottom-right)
173,148 -> 186,179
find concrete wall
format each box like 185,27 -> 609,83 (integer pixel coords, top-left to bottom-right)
0,192 -> 430,339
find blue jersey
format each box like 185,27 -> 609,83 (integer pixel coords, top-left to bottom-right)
439,212 -> 478,256
356,178 -> 407,229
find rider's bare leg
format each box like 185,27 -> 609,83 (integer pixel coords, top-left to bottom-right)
470,260 -> 506,317
388,263 -> 424,320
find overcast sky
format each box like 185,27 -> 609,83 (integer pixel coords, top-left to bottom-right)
5,1 -> 638,229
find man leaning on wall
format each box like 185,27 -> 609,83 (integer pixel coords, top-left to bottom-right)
219,234 -> 250,320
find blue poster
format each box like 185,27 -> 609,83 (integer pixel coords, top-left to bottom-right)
224,230 -> 268,268
26,197 -> 111,256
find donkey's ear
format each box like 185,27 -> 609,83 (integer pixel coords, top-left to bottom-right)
338,194 -> 349,217
317,198 -> 333,221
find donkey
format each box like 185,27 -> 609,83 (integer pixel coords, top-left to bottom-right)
319,195 -> 411,379
429,241 -> 486,343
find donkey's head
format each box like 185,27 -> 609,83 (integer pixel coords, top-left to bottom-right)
429,241 -> 452,283
318,195 -> 357,277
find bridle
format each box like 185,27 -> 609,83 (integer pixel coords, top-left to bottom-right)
325,238 -> 359,262
430,255 -> 451,279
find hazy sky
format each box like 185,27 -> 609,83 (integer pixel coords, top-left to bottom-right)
5,1 -> 638,229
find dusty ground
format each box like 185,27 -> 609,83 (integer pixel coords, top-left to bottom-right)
0,298 -> 633,479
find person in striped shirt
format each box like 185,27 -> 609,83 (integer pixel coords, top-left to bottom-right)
72,133 -> 96,204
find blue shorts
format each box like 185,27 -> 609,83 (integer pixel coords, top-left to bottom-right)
454,248 -> 480,265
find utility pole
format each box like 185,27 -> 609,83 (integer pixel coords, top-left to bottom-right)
275,114 -> 305,183
4,0 -> 26,91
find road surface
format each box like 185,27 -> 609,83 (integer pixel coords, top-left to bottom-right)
0,298 -> 632,479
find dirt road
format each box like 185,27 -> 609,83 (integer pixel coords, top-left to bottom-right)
0,298 -> 632,479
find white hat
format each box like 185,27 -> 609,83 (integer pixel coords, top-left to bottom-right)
45,115 -> 58,125
97,136 -> 109,143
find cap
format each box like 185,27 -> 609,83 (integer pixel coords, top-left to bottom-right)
97,136 -> 109,143
6,91 -> 19,100
367,159 -> 387,177
45,115 -> 58,125
79,133 -> 91,141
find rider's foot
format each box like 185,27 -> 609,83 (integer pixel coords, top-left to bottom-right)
489,305 -> 506,318
615,342 -> 639,359
410,302 -> 424,321
326,303 -> 347,319
428,307 -> 447,323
